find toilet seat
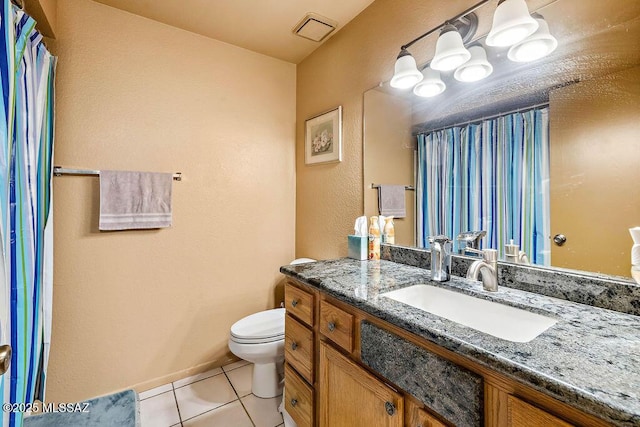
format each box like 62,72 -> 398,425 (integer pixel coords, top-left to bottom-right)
230,308 -> 285,344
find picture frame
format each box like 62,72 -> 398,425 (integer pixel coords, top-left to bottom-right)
305,106 -> 342,165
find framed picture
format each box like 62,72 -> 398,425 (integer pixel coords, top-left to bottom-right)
305,106 -> 342,165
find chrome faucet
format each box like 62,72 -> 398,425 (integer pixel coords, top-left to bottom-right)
428,235 -> 452,282
466,249 -> 499,292
504,240 -> 530,264
457,230 -> 487,255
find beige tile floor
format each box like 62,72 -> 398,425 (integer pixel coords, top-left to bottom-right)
139,360 -> 284,427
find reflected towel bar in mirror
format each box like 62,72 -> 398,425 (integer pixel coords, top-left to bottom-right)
371,184 -> 415,191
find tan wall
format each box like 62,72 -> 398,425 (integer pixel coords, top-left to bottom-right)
24,0 -> 58,37
296,0 -> 469,259
550,66 -> 640,276
363,89 -> 415,246
49,0 -> 296,402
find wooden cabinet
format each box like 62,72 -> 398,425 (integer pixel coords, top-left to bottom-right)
319,342 -> 403,427
285,314 -> 314,383
284,282 -> 316,427
507,395 -> 574,427
285,363 -> 314,427
284,278 -> 606,427
319,300 -> 354,352
406,400 -> 447,427
285,283 -> 314,326
414,409 -> 447,427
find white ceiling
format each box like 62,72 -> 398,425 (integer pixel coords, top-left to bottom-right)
91,0 -> 376,64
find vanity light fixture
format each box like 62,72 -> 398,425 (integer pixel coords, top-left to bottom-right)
390,49 -> 424,89
507,15 -> 558,62
454,45 -> 493,82
413,68 -> 446,97
389,0 -> 487,90
390,0 -> 555,96
486,0 -> 539,47
430,24 -> 472,71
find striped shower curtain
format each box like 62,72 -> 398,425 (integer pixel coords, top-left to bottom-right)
1,2 -> 56,426
416,108 -> 550,265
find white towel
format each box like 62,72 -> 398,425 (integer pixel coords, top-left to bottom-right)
378,185 -> 406,218
99,170 -> 173,231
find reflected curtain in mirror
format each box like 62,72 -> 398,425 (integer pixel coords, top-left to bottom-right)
416,108 -> 550,265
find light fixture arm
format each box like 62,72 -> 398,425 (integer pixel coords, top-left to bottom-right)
400,0 -> 490,50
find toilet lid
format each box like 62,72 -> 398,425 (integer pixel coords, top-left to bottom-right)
230,308 -> 285,341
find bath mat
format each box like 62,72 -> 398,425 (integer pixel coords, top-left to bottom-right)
24,389 -> 139,427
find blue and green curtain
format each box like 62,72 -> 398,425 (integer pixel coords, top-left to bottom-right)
416,108 -> 550,265
1,2 -> 56,426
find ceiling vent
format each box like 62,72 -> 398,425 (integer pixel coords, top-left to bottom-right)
293,13 -> 338,42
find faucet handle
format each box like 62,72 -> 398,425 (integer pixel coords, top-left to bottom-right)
428,235 -> 451,244
457,230 -> 486,254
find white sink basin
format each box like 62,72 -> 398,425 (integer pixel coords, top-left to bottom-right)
380,285 -> 557,343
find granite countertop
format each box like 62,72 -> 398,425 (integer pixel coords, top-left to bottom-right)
280,258 -> 640,426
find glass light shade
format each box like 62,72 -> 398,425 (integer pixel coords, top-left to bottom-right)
507,18 -> 558,62
413,68 -> 446,97
454,46 -> 493,82
430,28 -> 471,71
486,0 -> 539,47
390,50 -> 423,89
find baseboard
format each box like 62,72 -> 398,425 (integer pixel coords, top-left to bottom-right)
131,354 -> 240,393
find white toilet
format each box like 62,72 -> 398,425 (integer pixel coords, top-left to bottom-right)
228,308 -> 286,398
228,258 -> 315,403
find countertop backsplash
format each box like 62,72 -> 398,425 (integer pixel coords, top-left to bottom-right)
381,244 -> 640,316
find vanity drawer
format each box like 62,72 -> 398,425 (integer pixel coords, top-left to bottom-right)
285,314 -> 314,383
285,363 -> 314,427
320,300 -> 354,352
285,283 -> 314,326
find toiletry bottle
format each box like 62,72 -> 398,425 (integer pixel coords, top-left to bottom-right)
504,239 -> 519,263
630,227 -> 640,284
383,216 -> 395,244
368,216 -> 380,260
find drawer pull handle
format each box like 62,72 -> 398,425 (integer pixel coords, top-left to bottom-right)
291,398 -> 298,407
291,342 -> 298,351
328,322 -> 336,332
385,401 -> 396,416
291,299 -> 299,307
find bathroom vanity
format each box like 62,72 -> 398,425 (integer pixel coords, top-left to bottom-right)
280,250 -> 640,427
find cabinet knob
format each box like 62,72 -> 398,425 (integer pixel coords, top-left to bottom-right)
327,322 -> 336,332
290,398 -> 298,407
291,299 -> 299,307
291,342 -> 298,351
384,401 -> 396,416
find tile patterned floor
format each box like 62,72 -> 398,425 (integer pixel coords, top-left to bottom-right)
139,360 -> 284,427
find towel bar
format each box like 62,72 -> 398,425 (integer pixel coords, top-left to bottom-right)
371,184 -> 414,191
53,166 -> 182,181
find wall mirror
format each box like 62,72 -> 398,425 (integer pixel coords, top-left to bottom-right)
363,0 -> 639,278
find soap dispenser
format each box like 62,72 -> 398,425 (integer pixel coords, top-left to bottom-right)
504,240 -> 520,263
368,216 -> 381,260
504,239 -> 530,264
382,216 -> 395,244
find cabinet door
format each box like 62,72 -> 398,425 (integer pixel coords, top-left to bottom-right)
407,402 -> 447,427
319,342 -> 403,427
508,395 -> 574,427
